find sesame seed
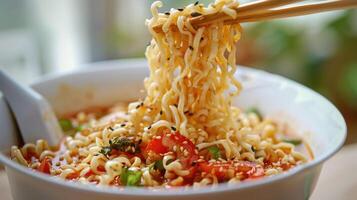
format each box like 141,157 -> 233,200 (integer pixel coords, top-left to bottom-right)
191,12 -> 202,17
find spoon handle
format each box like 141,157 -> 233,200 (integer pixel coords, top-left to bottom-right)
0,70 -> 62,145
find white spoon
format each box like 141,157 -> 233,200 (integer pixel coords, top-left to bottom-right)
0,70 -> 62,145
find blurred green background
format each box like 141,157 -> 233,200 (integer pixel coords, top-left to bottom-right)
0,0 -> 356,143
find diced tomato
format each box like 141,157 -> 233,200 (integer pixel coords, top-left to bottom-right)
280,163 -> 293,171
264,158 -> 293,172
66,171 -> 80,180
145,138 -> 169,154
84,169 -> 95,177
97,165 -> 106,172
198,160 -> 264,181
38,157 -> 52,174
182,166 -> 197,180
145,131 -> 198,168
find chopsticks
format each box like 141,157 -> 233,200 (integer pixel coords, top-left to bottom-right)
191,0 -> 304,26
153,0 -> 357,32
224,0 -> 357,24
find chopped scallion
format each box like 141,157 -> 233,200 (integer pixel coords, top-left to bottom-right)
121,168 -> 142,186
59,119 -> 73,132
153,160 -> 165,172
207,146 -> 221,159
75,125 -> 84,132
283,139 -> 302,146
246,107 -> 262,119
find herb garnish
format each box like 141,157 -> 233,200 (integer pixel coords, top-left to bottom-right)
59,119 -> 73,132
282,139 -> 302,146
207,146 -> 221,159
99,137 -> 142,157
153,160 -> 165,172
75,125 -> 84,132
246,107 -> 262,119
99,146 -> 112,158
59,119 -> 83,136
120,167 -> 142,186
110,137 -> 141,153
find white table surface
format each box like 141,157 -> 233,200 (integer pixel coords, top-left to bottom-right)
1,144 -> 356,200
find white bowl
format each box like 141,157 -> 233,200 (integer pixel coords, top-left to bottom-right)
0,59 -> 346,200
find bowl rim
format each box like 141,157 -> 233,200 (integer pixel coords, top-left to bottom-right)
0,59 -> 347,196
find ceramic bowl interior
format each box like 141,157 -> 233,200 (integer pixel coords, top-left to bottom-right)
0,59 -> 346,196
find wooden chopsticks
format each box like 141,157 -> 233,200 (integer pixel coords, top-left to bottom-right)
191,0 -> 304,26
153,0 -> 357,33
224,0 -> 357,24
